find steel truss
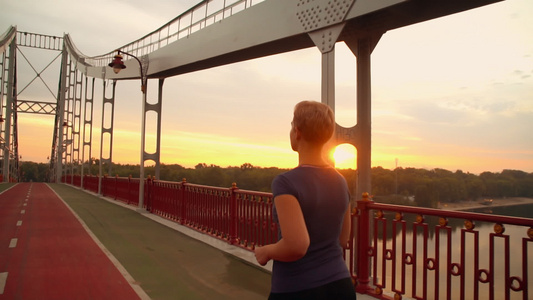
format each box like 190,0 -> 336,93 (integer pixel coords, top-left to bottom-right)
17,100 -> 56,114
0,28 -> 96,183
0,27 -> 19,182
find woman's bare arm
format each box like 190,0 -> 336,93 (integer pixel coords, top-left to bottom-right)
254,194 -> 310,265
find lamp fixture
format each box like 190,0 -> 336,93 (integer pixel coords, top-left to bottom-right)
108,52 -> 126,74
108,50 -> 146,93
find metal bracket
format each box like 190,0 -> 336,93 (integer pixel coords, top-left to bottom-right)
297,0 -> 355,54
296,0 -> 356,32
308,23 -> 346,54
335,123 -> 358,146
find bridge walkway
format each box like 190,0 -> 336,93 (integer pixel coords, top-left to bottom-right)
0,182 -> 374,300
0,183 -> 271,299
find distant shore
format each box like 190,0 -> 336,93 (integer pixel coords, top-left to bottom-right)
439,197 -> 533,211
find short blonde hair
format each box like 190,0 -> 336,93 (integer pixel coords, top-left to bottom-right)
293,101 -> 334,145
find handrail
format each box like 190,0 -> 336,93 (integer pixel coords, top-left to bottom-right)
0,26 -> 17,55
16,31 -> 63,51
64,0 -> 264,70
367,202 -> 533,227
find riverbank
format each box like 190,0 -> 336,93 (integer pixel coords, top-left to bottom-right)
439,197 -> 533,211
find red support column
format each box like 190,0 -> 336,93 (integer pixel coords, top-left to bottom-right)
356,192 -> 373,294
114,174 -> 118,200
146,175 -> 152,212
102,174 -> 107,197
229,183 -> 239,245
127,175 -> 132,204
180,178 -> 187,225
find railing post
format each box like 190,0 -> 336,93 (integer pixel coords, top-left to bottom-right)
180,178 -> 187,225
97,173 -> 102,195
114,174 -> 118,200
127,175 -> 132,204
146,175 -> 152,212
356,192 -> 373,294
102,174 -> 107,197
229,182 -> 239,245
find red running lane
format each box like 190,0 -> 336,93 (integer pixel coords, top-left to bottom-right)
0,183 -> 141,300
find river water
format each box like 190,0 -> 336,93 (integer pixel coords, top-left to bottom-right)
467,203 -> 533,219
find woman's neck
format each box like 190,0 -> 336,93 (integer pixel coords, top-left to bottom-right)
297,143 -> 329,167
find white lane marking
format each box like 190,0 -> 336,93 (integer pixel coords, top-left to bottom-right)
23,203 -> 27,207
20,210 -> 25,214
16,220 -> 22,226
0,272 -> 7,294
8,238 -> 17,248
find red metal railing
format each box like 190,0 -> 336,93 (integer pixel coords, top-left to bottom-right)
148,179 -> 277,249
352,193 -> 533,300
234,188 -> 277,249
101,176 -> 133,203
83,175 -> 99,193
62,175 -> 533,300
71,176 -> 278,249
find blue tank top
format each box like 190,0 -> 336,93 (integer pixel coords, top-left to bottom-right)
270,165 -> 351,293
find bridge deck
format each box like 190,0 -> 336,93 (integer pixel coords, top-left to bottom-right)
0,183 -> 271,299
0,183 -> 375,300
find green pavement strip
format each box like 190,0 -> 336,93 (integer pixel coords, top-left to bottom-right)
0,183 -> 16,193
49,183 -> 271,300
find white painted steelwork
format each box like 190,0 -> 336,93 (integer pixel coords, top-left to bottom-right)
1,28 -> 17,182
80,77 -> 95,187
3,0 -> 504,199
63,0 -> 501,81
58,0 -> 503,199
98,80 -> 117,192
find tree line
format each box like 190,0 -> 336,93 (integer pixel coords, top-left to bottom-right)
19,161 -> 533,208
372,167 -> 533,207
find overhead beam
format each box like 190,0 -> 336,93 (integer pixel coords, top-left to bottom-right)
64,0 -> 501,81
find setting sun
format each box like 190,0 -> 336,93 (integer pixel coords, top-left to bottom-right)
333,144 -> 356,169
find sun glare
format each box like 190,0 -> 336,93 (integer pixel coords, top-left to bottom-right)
333,144 -> 356,169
